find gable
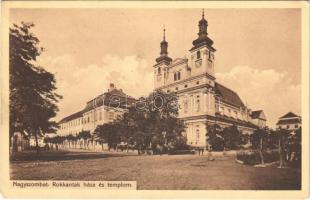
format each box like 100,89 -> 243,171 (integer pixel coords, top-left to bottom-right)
280,112 -> 299,119
251,110 -> 266,120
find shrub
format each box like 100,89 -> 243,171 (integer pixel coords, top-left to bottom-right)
236,149 -> 279,165
168,149 -> 195,155
211,137 -> 224,151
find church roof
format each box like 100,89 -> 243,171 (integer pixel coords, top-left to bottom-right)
215,82 -> 245,108
170,58 -> 188,66
209,113 -> 258,129
279,112 -> 299,119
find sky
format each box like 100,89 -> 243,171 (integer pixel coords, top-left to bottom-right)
10,8 -> 301,128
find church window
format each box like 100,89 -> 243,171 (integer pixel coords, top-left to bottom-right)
196,129 -> 200,144
197,51 -> 201,59
196,95 -> 200,112
174,72 -> 181,81
158,67 -> 161,74
184,99 -> 188,113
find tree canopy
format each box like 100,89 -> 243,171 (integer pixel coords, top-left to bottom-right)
9,22 -> 62,143
94,90 -> 187,154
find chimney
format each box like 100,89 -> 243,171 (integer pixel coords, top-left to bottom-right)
108,83 -> 115,92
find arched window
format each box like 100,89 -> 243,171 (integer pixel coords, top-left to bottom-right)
174,72 -> 181,81
197,51 -> 201,59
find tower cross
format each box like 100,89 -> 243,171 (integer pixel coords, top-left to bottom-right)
163,25 -> 166,41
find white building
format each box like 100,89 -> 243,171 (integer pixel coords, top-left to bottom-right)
250,110 -> 267,129
153,10 -> 261,147
57,84 -> 136,136
276,112 -> 301,131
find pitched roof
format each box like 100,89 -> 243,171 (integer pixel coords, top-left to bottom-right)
170,58 -> 188,67
209,113 -> 258,129
58,111 -> 84,124
277,118 -> 301,125
83,89 -> 136,112
250,110 -> 267,121
58,86 -> 136,124
250,110 -> 262,119
279,112 -> 299,119
215,82 -> 245,108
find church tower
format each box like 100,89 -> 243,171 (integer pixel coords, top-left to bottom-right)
154,27 -> 172,89
189,9 -> 216,79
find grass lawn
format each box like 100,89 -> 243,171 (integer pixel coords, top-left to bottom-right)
10,150 -> 301,190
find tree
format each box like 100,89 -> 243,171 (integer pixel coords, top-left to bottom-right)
94,124 -> 120,151
143,90 -> 186,154
77,131 -> 91,149
290,127 -> 301,167
66,134 -> 75,148
9,22 -> 62,153
221,125 -> 241,150
95,90 -> 186,155
250,128 -> 268,165
275,128 -> 291,168
206,124 -> 223,151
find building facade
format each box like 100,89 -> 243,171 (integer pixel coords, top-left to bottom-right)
153,11 -> 261,147
57,84 -> 136,136
276,112 -> 301,131
250,110 -> 267,129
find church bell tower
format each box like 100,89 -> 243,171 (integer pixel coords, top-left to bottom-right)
190,9 -> 216,79
154,26 -> 172,89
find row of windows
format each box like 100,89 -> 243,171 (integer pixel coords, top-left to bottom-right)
61,112 -> 116,130
183,95 -> 201,113
215,104 -> 246,120
278,124 -> 299,129
195,50 -> 214,60
166,81 -> 200,93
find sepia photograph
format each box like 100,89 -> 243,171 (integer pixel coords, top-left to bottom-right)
1,1 -> 309,198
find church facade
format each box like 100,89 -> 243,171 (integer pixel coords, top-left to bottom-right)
153,11 -> 261,147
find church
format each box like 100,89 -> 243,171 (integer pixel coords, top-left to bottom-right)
153,10 -> 265,147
